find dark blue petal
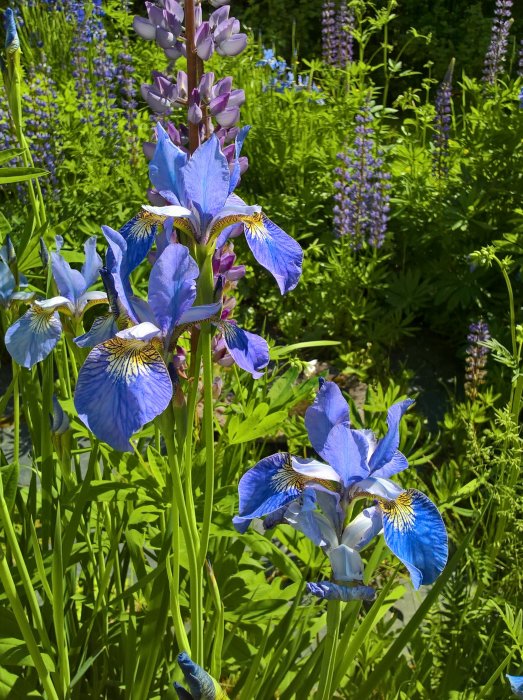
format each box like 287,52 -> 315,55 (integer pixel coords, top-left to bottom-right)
232,515 -> 252,533
380,489 -> 448,589
51,252 -> 85,302
0,261 -> 15,304
74,336 -> 172,451
244,214 -> 302,294
177,652 -> 224,699
148,243 -> 198,342
229,124 -> 250,194
149,124 -> 187,205
222,322 -> 269,379
238,453 -> 305,519
507,675 -> 523,698
119,211 -> 161,274
181,134 -> 230,231
74,313 -> 118,348
369,399 -> 414,478
174,683 -> 193,700
306,582 -> 375,602
5,307 -> 62,368
320,424 -> 369,487
81,237 -> 102,290
51,396 -> 70,435
305,380 -> 350,455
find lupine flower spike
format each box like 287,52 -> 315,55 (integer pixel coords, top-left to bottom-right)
464,319 -> 491,400
433,58 -> 454,178
235,380 -> 448,599
483,0 -> 513,85
174,652 -> 228,699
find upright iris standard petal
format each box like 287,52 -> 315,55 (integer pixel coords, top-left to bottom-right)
149,124 -> 188,204
221,321 -> 269,378
101,226 -> 139,323
51,251 -> 85,303
307,582 -> 375,602
5,306 -> 62,368
284,488 -> 338,548
119,211 -> 163,274
507,675 -> 523,698
229,125 -> 251,194
81,237 -> 103,289
237,453 -> 307,520
342,506 -> 383,551
74,330 -> 172,451
243,213 -> 303,294
369,398 -> 414,478
321,423 -> 370,486
379,489 -> 448,589
74,313 -> 118,348
181,134 -> 230,231
305,379 -> 350,455
328,545 -> 364,581
148,243 -> 199,342
0,261 -> 15,304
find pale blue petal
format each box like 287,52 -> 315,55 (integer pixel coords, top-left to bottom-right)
328,545 -> 364,581
149,123 -> 187,205
5,307 -> 62,368
370,399 -> 414,478
321,423 -> 369,487
74,336 -> 172,451
178,301 -> 222,324
307,582 -> 375,602
0,261 -> 15,305
244,214 -> 303,294
101,226 -> 138,322
74,313 -> 118,348
342,506 -> 383,551
507,675 -> 523,698
181,134 -> 230,230
51,252 -> 85,302
148,243 -> 199,342
380,489 -> 448,589
81,237 -> 102,289
284,488 -> 338,548
229,124 -> 251,193
305,379 -> 350,456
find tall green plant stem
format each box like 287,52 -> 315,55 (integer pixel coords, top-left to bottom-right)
316,600 -> 342,700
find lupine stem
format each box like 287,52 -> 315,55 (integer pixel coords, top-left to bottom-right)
184,0 -> 200,153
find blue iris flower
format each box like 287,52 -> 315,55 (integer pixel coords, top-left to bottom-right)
174,652 -> 228,699
5,238 -> 107,369
143,124 -> 303,294
234,380 -> 448,598
73,227 -> 268,451
508,675 -> 523,698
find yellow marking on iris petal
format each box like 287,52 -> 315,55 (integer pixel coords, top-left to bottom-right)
379,490 -> 416,533
271,454 -> 338,494
243,212 -> 268,240
29,305 -> 58,332
104,337 -> 163,384
127,211 -> 162,239
210,213 -> 252,240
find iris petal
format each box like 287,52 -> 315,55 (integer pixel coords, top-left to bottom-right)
243,213 -> 302,294
328,545 -> 364,581
341,506 -> 383,551
149,123 -> 187,204
176,651 -> 227,699
229,124 -> 250,194
284,488 -> 338,548
51,251 -> 85,303
74,313 -> 118,348
101,226 -> 138,323
237,453 -> 306,520
321,423 -> 369,487
81,237 -> 103,289
0,261 -> 15,304
181,134 -> 230,230
379,489 -> 448,589
507,675 -> 523,698
119,211 -> 163,274
306,581 -> 375,602
222,321 -> 269,378
305,379 -> 350,456
5,306 -> 62,368
369,398 -> 414,478
148,243 -> 199,342
74,335 -> 172,451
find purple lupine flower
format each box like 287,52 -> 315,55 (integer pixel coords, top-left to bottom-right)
322,1 -> 338,65
465,320 -> 491,400
433,59 -> 454,179
333,100 -> 391,248
70,2 -> 95,126
336,1 -> 354,68
483,0 -> 513,85
91,1 -> 118,138
116,46 -> 139,161
518,39 -> 523,78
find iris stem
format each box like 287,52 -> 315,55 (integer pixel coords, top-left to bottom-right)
199,320 -> 214,568
316,599 -> 342,700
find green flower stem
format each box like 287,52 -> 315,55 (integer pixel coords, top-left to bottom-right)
41,355 -> 54,549
52,505 -> 71,698
316,599 -> 342,700
12,361 -> 20,470
162,416 -> 203,664
166,506 -> 191,654
0,552 -> 59,700
199,320 -> 215,568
